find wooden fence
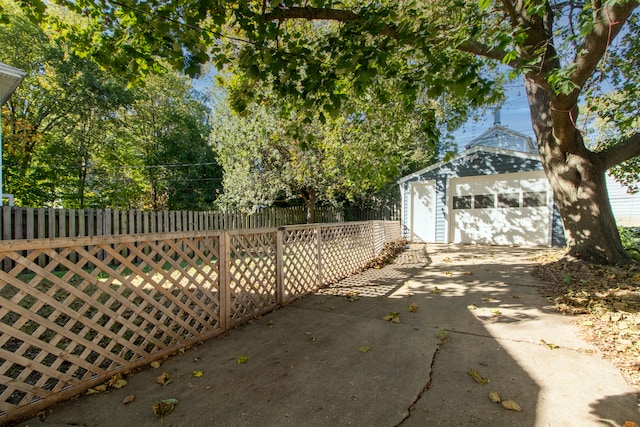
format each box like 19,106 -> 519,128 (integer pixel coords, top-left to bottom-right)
0,220 -> 401,423
0,205 -> 400,241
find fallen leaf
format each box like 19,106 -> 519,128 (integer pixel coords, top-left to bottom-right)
179,348 -> 186,355
156,372 -> 171,385
123,395 -> 135,404
86,388 -> 100,395
152,398 -> 178,417
112,378 -> 128,389
467,369 -> 489,385
540,339 -> 559,349
94,384 -> 108,392
467,304 -> 478,310
108,373 -> 123,388
464,271 -> 473,275
443,257 -> 452,263
432,287 -> 442,294
383,312 -> 401,323
237,355 -> 248,364
489,391 -> 501,403
622,422 -> 638,427
492,310 -> 502,316
444,271 -> 452,276
502,400 -> 522,411
192,370 -> 204,377
359,345 -> 371,353
408,303 -> 418,312
150,361 -> 161,369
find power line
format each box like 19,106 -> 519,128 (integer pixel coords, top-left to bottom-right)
4,161 -> 220,170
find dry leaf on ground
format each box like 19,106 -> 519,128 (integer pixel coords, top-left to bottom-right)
122,395 -> 135,404
489,391 -> 501,403
502,400 -> 522,411
152,398 -> 178,417
383,312 -> 401,323
156,372 -> 171,385
467,369 -> 489,384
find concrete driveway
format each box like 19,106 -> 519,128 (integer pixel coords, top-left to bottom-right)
16,244 -> 640,426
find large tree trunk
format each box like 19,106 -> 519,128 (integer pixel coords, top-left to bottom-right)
524,77 -> 628,265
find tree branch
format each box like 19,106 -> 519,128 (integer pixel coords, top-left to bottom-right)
500,0 -> 519,23
457,40 -> 509,64
596,132 -> 640,171
263,6 -> 400,38
569,1 -> 638,99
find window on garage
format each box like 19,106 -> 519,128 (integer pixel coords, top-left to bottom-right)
453,195 -> 472,209
497,193 -> 520,208
523,191 -> 547,207
474,194 -> 495,209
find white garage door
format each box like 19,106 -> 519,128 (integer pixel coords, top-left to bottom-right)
449,171 -> 552,246
411,181 -> 436,242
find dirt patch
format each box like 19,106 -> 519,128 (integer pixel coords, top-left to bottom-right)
533,250 -> 640,390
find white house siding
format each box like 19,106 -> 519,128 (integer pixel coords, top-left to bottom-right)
607,174 -> 640,227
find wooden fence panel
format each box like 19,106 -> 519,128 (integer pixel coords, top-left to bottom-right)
0,205 -> 399,241
0,221 -> 401,424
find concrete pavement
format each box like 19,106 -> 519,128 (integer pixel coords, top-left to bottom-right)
15,244 -> 640,426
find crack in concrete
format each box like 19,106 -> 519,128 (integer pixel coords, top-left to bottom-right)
395,337 -> 445,426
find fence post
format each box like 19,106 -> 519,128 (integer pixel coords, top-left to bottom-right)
316,224 -> 323,288
220,231 -> 232,331
276,228 -> 284,305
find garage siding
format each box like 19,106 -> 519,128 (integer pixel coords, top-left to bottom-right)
400,148 -> 567,246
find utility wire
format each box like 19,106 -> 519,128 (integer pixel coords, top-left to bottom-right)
4,162 -> 220,170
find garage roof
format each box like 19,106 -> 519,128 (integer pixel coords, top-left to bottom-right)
398,146 -> 542,184
0,62 -> 26,105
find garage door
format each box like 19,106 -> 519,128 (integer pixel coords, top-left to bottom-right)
449,171 -> 551,246
411,181 -> 436,242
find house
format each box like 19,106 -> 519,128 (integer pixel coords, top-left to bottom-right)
0,62 -> 26,206
399,123 -> 640,247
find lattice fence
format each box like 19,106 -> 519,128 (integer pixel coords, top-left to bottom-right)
320,223 -> 376,284
0,221 -> 400,423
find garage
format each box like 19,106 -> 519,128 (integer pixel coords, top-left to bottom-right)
398,145 -> 566,247
449,171 -> 551,245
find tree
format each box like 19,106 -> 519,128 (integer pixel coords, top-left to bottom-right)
211,82 -> 441,222
119,71 -> 222,211
26,0 -> 640,264
0,2 -> 131,206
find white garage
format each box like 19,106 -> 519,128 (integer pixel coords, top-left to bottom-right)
399,145 -> 567,247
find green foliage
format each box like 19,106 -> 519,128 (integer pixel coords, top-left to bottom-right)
619,227 -> 640,261
211,79 -> 441,217
0,0 -> 222,209
588,14 -> 640,194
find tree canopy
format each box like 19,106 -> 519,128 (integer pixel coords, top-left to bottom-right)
16,0 -> 640,264
1,0 -> 222,209
211,80 -> 443,221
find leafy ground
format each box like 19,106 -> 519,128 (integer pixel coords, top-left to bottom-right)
533,230 -> 640,390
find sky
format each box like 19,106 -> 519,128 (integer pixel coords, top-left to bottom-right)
452,83 -> 535,150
